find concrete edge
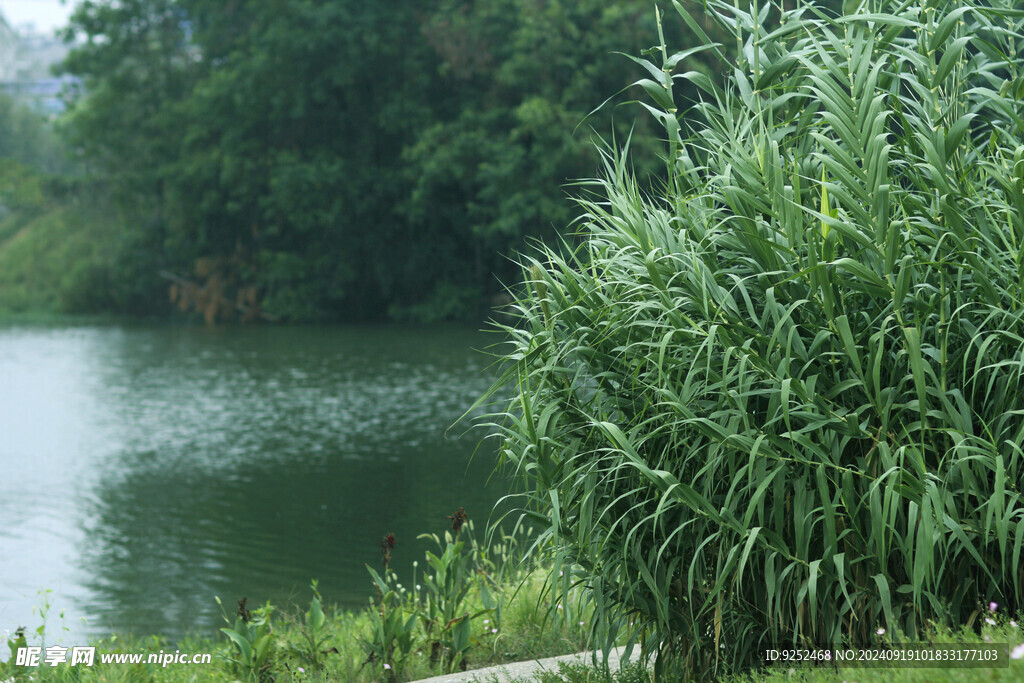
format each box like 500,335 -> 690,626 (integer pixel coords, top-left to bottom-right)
408,645 -> 637,683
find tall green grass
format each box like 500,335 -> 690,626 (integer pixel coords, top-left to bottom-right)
483,0 -> 1024,678
0,205 -> 118,314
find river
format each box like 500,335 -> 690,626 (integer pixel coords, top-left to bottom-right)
0,322 -> 508,642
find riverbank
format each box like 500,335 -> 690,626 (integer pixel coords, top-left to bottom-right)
4,582 -> 1024,682
0,200 -> 123,315
4,522 -> 1024,683
1,563 -> 597,682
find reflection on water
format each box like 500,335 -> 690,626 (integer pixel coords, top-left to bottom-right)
0,323 -> 504,640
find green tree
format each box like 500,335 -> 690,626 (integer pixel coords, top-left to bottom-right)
401,0 -> 672,319
0,94 -> 66,173
57,0 -> 715,322
61,0 -> 441,320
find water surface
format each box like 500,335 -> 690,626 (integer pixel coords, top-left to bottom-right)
0,323 -> 506,641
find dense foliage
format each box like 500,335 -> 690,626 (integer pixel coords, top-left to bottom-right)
0,94 -> 67,227
56,0 -> 679,321
0,95 -> 118,314
0,94 -> 66,174
487,0 -> 1024,678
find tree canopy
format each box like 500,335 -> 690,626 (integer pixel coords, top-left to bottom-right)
58,0 -> 678,322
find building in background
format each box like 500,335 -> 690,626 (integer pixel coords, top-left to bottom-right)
0,11 -> 75,115
0,13 -> 17,76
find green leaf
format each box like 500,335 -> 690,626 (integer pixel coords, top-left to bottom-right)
221,628 -> 252,664
930,7 -> 972,53
307,596 -> 325,632
872,574 -> 894,633
934,37 -> 971,85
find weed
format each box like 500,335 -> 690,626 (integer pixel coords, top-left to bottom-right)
0,627 -> 28,681
216,596 -> 275,682
416,511 -> 496,673
358,533 -> 420,682
283,580 -> 337,675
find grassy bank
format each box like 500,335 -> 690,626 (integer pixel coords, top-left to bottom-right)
4,540 -> 1023,683
0,575 -> 587,682
4,589 -> 1023,683
0,201 -> 122,315
1,525 -> 596,682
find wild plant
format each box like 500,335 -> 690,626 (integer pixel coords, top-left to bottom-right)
482,0 -> 1024,678
31,588 -> 68,648
0,589 -> 73,680
473,522 -> 546,631
284,580 -> 336,674
417,510 -> 493,672
1,627 -> 28,680
216,596 -> 275,682
359,535 -> 419,682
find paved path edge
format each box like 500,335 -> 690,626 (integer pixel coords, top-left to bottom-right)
408,645 -> 639,683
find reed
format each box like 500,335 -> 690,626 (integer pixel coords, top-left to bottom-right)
483,0 -> 1024,678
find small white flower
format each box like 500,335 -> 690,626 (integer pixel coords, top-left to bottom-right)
483,619 -> 489,624
986,618 -> 996,626
416,584 -> 421,591
297,667 -> 305,674
876,628 -> 886,635
384,663 -> 392,670
990,601 -> 999,612
1011,643 -> 1024,660
1012,621 -> 1019,628
491,628 -> 498,633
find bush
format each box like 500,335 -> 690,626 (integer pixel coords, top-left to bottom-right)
485,0 -> 1024,679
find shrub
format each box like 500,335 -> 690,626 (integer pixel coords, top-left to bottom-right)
484,0 -> 1024,678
